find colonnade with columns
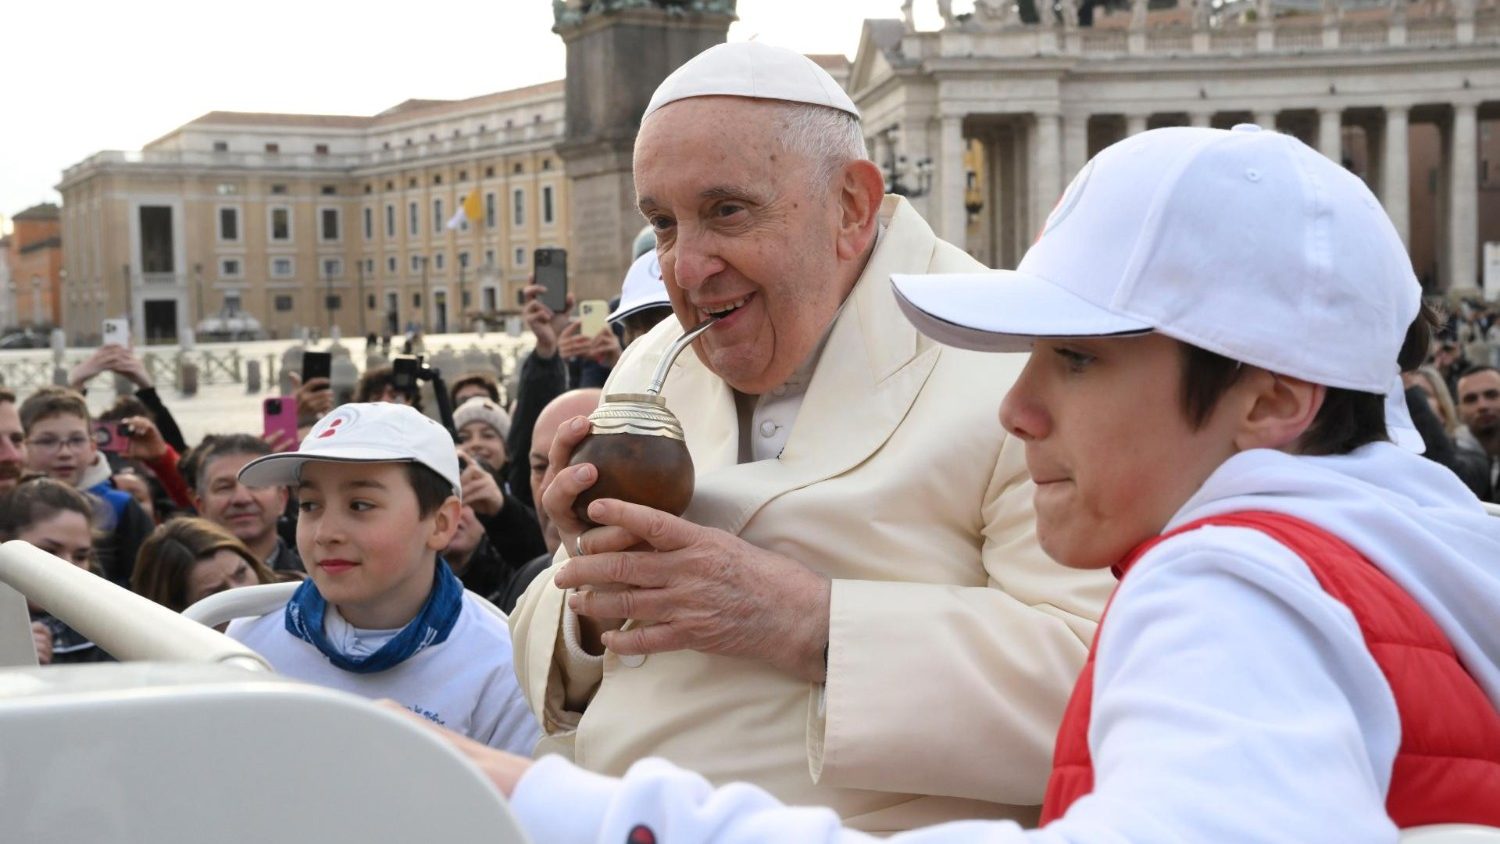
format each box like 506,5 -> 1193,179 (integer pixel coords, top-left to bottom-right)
935,100 -> 1495,292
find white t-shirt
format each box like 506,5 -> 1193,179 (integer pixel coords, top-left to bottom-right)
229,591 -> 540,755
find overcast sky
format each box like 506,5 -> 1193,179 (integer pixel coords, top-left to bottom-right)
2,0 -> 951,226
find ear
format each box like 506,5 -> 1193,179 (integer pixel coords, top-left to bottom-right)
834,159 -> 886,263
424,496 -> 464,552
1234,370 -> 1326,452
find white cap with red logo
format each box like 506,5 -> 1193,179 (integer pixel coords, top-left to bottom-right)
238,402 -> 461,499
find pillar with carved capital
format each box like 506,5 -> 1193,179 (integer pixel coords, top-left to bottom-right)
1062,114 -> 1089,181
1125,114 -> 1148,136
1318,108 -> 1343,162
940,115 -> 968,247
1033,113 -> 1064,236
1448,103 -> 1479,291
1381,106 -> 1410,246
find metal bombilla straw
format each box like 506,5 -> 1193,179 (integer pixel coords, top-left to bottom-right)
646,317 -> 717,396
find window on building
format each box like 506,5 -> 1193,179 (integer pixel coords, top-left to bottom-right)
407,177 -> 416,188
225,293 -> 242,312
433,199 -> 444,234
219,207 -> 239,242
484,249 -> 495,268
270,184 -> 287,195
220,258 -> 241,278
512,189 -> 525,226
484,166 -> 494,178
270,207 -> 291,241
542,158 -> 552,171
364,258 -> 375,275
513,162 -> 523,174
320,184 -> 336,195
429,133 -> 437,142
458,251 -> 469,269
315,144 -> 330,155
383,141 -> 391,150
411,254 -> 423,273
405,138 -> 413,146
363,207 -> 373,240
542,185 -> 554,225
434,174 -> 443,185
265,143 -> 280,154
514,247 -> 526,267
485,192 -> 496,228
386,255 -> 397,274
434,252 -> 446,271
408,201 -> 419,236
385,180 -> 394,191
458,169 -> 467,182
364,184 -> 373,194
275,295 -> 294,311
384,204 -> 395,238
215,183 -> 238,195
483,287 -> 496,311
271,257 -> 294,277
367,293 -> 377,309
320,208 -> 340,241
322,258 -> 342,278
326,294 -> 342,311
213,141 -> 229,152
413,292 -> 422,307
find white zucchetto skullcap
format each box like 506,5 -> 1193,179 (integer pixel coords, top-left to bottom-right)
643,41 -> 860,122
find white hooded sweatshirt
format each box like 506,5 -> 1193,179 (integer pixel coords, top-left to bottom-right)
508,443 -> 1500,844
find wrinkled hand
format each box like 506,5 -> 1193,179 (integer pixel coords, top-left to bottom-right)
522,282 -> 574,359
588,329 -> 622,369
32,621 -> 53,665
557,498 -> 833,683
460,459 -> 505,518
121,415 -> 168,462
290,374 -> 334,425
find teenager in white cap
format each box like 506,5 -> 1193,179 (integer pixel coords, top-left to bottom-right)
512,39 -> 1109,831
607,250 -> 674,348
416,126 -> 1500,841
226,402 -> 539,754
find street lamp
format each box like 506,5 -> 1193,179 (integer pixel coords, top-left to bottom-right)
357,259 -> 367,338
418,254 -> 430,334
876,123 -> 934,198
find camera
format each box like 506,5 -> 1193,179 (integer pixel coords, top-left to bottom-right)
265,398 -> 283,414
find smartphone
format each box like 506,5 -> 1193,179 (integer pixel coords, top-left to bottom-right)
578,299 -> 609,337
262,396 -> 300,451
302,351 -> 332,383
534,247 -> 568,313
90,420 -> 128,454
102,318 -> 130,347
391,355 -> 423,392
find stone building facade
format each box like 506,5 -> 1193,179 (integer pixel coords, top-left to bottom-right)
850,0 -> 1500,294
5,204 -> 64,331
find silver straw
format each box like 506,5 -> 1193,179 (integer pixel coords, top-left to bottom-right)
646,317 -> 717,395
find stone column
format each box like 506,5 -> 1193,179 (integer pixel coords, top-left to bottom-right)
1448,102 -> 1479,291
1380,106 -> 1410,246
1062,113 -> 1090,181
1253,109 -> 1278,131
1033,112 -> 1064,235
1125,113 -> 1148,136
1189,111 -> 1212,128
940,115 -> 968,247
1318,108 -> 1343,162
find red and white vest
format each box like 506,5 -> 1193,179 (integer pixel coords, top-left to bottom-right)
1040,511 -> 1500,828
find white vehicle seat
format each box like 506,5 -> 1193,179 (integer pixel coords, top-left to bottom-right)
1402,826 -> 1500,842
182,580 -> 510,629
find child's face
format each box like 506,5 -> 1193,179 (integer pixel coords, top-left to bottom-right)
999,334 -> 1244,570
25,414 -> 95,488
296,461 -> 459,629
457,421 -> 506,469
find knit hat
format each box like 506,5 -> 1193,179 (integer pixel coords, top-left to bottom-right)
452,396 -> 511,441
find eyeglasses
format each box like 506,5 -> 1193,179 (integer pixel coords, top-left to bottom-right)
27,435 -> 91,453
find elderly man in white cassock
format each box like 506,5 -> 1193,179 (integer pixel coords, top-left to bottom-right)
509,41 -> 1111,832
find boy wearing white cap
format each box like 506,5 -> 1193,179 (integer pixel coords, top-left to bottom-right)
227,402 -> 540,755
607,251 -> 674,348
421,126 -> 1500,840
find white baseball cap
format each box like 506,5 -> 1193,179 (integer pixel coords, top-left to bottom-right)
643,41 -> 859,122
238,402 -> 462,499
608,251 -> 672,324
892,124 -> 1421,396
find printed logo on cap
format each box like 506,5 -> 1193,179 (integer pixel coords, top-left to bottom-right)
1037,159 -> 1094,243
315,406 -> 361,439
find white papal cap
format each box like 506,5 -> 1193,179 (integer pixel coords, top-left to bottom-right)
239,402 -> 462,499
643,41 -> 859,122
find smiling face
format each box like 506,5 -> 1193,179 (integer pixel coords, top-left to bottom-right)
634,97 -> 859,395
296,461 -> 459,629
457,421 -> 506,469
25,413 -> 95,487
197,451 -> 287,554
19,510 -> 94,570
999,334 -> 1248,570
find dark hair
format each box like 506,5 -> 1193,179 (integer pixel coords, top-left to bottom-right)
620,306 -> 675,342
405,463 -> 455,518
0,477 -> 96,541
177,434 -> 222,492
131,516 -> 277,612
18,386 -> 91,432
99,395 -> 151,424
355,365 -> 423,411
0,388 -> 16,406
191,434 -> 274,493
1457,364 -> 1500,385
450,372 -> 500,404
1177,302 -> 1438,456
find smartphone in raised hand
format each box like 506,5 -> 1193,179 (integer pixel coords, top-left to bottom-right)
534,248 -> 568,313
578,299 -> 609,337
301,351 -> 332,383
262,396 -> 300,451
102,319 -> 130,347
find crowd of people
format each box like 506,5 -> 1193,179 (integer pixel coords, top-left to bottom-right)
11,40 -> 1500,844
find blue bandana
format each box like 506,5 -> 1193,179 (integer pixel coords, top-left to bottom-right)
284,559 -> 464,674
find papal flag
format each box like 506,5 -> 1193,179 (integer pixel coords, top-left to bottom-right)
446,188 -> 483,230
